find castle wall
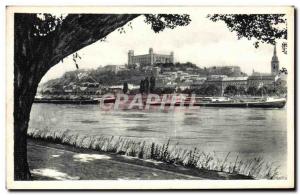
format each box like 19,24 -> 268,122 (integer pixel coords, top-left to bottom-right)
128,48 -> 174,66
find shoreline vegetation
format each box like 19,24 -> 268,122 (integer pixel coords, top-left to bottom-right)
27,128 -> 281,180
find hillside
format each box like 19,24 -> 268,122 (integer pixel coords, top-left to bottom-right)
40,63 -> 247,91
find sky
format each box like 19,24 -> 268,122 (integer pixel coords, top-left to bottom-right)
40,13 -> 289,83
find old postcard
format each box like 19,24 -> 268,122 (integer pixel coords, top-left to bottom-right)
6,6 -> 294,189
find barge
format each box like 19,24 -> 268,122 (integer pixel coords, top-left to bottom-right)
34,95 -> 286,108
34,99 -> 99,104
148,97 -> 286,108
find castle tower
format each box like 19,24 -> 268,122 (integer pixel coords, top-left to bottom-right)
271,44 -> 279,75
149,48 -> 154,65
128,50 -> 134,65
170,51 -> 174,64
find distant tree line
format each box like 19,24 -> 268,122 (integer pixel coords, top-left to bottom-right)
123,82 -> 128,94
186,83 -> 287,96
139,76 -> 156,94
142,82 -> 287,96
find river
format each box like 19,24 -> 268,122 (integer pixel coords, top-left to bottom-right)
29,103 -> 287,177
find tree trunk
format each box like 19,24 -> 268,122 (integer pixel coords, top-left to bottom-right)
14,103 -> 32,180
13,52 -> 44,180
13,13 -> 139,180
14,67 -> 39,180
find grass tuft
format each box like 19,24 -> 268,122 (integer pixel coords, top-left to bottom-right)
27,128 -> 281,179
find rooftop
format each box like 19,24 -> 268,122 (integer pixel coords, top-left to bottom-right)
222,77 -> 248,81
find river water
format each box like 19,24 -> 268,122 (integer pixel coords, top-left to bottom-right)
29,103 -> 287,177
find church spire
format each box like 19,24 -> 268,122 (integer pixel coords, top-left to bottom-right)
272,43 -> 279,62
271,43 -> 279,75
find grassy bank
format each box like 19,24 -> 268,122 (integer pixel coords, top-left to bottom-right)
27,128 -> 280,179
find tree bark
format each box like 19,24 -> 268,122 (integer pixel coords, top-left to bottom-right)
13,13 -> 140,180
14,81 -> 36,180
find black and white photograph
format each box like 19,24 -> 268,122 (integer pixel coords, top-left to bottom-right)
6,6 -> 294,189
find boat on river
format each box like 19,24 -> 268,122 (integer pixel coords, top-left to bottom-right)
192,97 -> 286,108
34,98 -> 99,104
34,95 -> 286,108
148,96 -> 286,108
34,95 -> 99,104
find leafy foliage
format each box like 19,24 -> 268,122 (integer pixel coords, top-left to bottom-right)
139,79 -> 145,94
207,14 -> 287,53
144,14 -> 191,33
237,86 -> 247,95
257,86 -> 269,96
247,86 -> 258,96
27,13 -> 192,69
123,82 -> 128,94
32,13 -> 65,36
150,76 -> 156,93
144,77 -> 150,93
224,85 -> 238,96
279,67 -> 288,75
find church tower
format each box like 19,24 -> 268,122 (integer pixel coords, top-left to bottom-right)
271,44 -> 279,75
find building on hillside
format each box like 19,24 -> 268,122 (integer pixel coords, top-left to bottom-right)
206,66 -> 242,76
107,85 -> 123,94
191,77 -> 207,85
103,65 -> 119,73
204,75 -> 248,95
81,82 -> 100,88
42,87 -> 64,95
251,69 -> 270,76
152,67 -> 161,76
203,74 -> 278,95
203,76 -> 223,93
222,77 -> 248,90
246,45 -> 280,88
103,65 -> 126,74
247,75 -> 277,88
207,75 -> 228,80
190,79 -> 207,90
128,48 -> 174,67
99,84 -> 140,94
63,85 -> 75,94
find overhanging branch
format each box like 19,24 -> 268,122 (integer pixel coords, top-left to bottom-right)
45,14 -> 140,70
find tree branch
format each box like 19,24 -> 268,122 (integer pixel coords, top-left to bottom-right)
44,14 -> 140,70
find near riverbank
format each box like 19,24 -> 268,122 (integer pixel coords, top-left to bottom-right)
28,138 -> 253,180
